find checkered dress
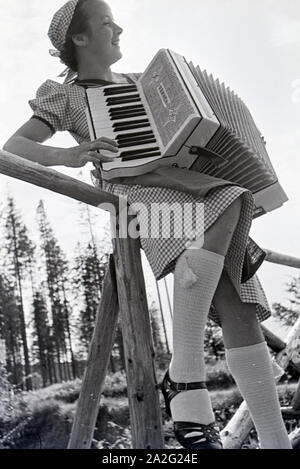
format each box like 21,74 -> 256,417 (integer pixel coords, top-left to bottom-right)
29,76 -> 271,325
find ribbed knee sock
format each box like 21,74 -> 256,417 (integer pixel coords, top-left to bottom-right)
169,248 -> 225,425
225,341 -> 292,449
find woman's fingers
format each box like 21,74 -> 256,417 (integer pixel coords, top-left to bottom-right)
98,136 -> 118,146
89,137 -> 119,153
84,155 -> 102,166
86,151 -> 118,163
73,137 -> 119,167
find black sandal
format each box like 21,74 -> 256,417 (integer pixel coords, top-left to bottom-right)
160,369 -> 223,449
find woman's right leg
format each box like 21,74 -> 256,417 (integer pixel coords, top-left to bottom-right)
169,197 -> 242,427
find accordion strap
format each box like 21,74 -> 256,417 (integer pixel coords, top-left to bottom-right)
189,145 -> 227,165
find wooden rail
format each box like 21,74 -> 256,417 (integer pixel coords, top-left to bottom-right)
264,249 -> 300,270
0,150 -> 120,212
0,150 -> 164,449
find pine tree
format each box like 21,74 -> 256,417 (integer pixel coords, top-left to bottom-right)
73,204 -> 115,370
31,291 -> 54,387
0,275 -> 23,388
272,275 -> 300,327
36,200 -> 75,382
72,242 -> 106,355
149,303 -> 166,355
1,196 -> 34,390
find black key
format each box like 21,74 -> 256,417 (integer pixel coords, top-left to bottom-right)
118,139 -> 157,148
122,151 -> 161,162
120,147 -> 160,157
110,111 -> 146,120
117,136 -> 156,147
104,85 -> 137,96
110,104 -> 144,113
112,119 -> 149,129
114,123 -> 151,132
107,95 -> 141,105
110,109 -> 146,118
109,104 -> 144,114
117,130 -> 154,139
111,109 -> 146,117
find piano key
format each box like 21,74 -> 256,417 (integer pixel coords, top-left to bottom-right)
117,132 -> 155,141
100,142 -> 160,158
117,130 -> 154,140
117,136 -> 156,146
112,118 -> 150,129
109,104 -> 144,114
92,122 -> 152,137
103,85 -> 137,95
110,111 -> 146,119
91,111 -> 148,125
120,147 -> 160,157
89,114 -> 150,128
91,125 -> 152,140
106,92 -> 140,101
106,96 -> 141,106
114,123 -> 152,132
122,151 -> 161,162
118,139 -> 157,148
110,110 -> 147,120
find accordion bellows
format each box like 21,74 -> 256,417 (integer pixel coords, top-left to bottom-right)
188,63 -> 275,194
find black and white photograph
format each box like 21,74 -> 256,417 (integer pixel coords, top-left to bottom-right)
0,0 -> 299,454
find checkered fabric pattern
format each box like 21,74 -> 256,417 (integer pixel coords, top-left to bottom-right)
28,73 -> 271,325
29,79 -> 90,142
101,179 -> 271,325
48,0 -> 79,53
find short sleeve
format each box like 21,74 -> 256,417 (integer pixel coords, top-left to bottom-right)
28,80 -> 69,133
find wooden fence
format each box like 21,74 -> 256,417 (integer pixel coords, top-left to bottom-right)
0,149 -> 299,449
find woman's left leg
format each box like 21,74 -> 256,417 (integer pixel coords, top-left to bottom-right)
213,271 -> 292,449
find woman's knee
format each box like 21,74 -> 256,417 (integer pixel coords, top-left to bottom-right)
202,196 -> 243,255
213,270 -> 257,324
219,304 -> 264,348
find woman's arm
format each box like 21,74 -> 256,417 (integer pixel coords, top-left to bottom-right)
3,118 -> 71,166
3,118 -> 119,168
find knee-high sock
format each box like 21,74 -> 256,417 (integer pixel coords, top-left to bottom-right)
225,341 -> 292,449
169,248 -> 225,425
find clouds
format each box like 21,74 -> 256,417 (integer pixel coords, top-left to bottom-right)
271,19 -> 300,47
261,0 -> 300,47
0,0 -> 300,309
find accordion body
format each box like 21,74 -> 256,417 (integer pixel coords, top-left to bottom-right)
86,49 -> 288,217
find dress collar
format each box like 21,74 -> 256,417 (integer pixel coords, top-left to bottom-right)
75,78 -> 115,86
75,73 -> 134,87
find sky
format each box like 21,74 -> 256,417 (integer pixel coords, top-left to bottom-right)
0,0 -> 299,342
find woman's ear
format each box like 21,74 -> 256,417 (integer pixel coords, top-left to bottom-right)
72,33 -> 89,48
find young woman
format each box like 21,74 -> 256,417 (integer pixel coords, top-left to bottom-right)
3,0 -> 292,449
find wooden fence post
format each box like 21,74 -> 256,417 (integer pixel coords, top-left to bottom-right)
112,212 -> 164,449
68,255 -> 119,449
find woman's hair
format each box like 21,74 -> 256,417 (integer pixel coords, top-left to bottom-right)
59,0 -> 93,72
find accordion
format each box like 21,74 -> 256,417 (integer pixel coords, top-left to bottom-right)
85,48 -> 288,217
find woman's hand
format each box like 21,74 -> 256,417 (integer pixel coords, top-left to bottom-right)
65,137 -> 119,168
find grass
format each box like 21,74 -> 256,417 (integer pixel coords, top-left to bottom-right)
0,364 -> 298,449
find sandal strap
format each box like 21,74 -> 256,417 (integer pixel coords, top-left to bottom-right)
174,421 -> 223,447
166,370 -> 207,391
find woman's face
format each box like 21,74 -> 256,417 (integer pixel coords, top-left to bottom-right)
85,0 -> 123,66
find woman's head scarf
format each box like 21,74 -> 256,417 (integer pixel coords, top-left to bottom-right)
48,0 -> 80,83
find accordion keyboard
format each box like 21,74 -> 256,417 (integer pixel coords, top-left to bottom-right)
86,85 -> 162,162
